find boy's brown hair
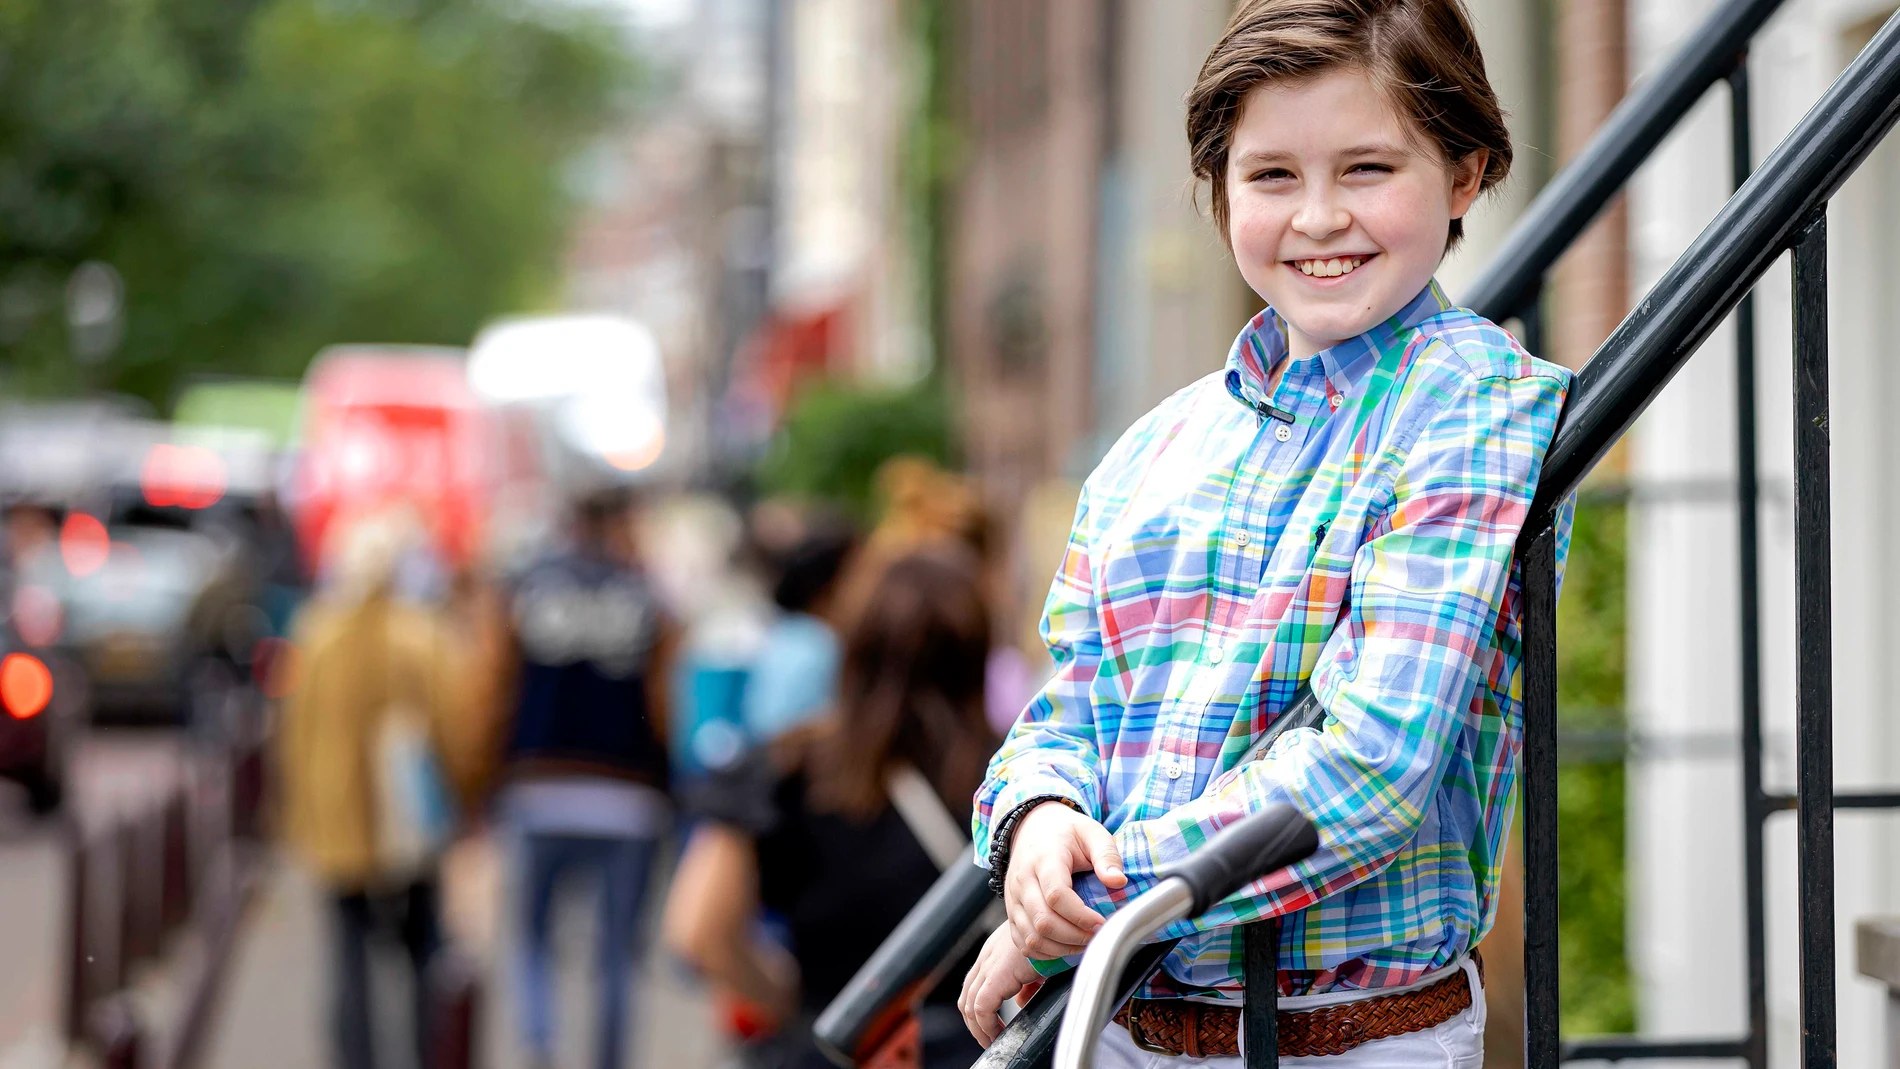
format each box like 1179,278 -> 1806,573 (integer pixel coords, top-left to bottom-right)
1187,0 -> 1511,248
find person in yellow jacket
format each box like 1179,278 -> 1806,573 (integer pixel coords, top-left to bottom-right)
276,509 -> 488,1069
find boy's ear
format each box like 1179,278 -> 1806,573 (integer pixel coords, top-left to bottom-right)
1449,148 -> 1489,219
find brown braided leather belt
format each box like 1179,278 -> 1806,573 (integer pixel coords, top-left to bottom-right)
1111,954 -> 1482,1059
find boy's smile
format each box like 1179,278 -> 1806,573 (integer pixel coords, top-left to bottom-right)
1225,69 -> 1486,362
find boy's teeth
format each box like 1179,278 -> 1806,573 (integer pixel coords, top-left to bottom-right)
1297,256 -> 1365,277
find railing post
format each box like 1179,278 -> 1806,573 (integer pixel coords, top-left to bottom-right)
162,786 -> 190,933
1520,528 -> 1561,1069
123,810 -> 164,967
1791,210 -> 1835,1069
1242,919 -> 1279,1068
1517,290 -> 1545,361
64,824 -> 90,1043
1727,54 -> 1771,1069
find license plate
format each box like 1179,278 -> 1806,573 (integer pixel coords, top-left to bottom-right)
91,634 -> 161,681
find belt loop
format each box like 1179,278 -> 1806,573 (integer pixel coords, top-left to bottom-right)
1183,1003 -> 1202,1059
1461,953 -> 1488,1034
1242,919 -> 1279,1069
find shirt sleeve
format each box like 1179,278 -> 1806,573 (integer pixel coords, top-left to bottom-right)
970,482 -> 1107,862
1067,366 -> 1568,938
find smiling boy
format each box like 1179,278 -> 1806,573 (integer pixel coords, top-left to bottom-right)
957,2 -> 1575,1066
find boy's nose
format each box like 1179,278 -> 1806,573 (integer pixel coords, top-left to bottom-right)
1291,189 -> 1350,241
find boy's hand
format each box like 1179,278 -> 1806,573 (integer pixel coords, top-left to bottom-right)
958,923 -> 1044,1047
1003,801 -> 1127,959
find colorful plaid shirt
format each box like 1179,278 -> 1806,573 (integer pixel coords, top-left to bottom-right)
973,281 -> 1573,1000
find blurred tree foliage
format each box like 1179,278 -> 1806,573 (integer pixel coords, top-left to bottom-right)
1554,499 -> 1634,1035
754,379 -> 956,519
0,0 -> 631,404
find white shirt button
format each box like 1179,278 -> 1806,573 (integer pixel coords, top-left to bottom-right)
1330,394 -> 1342,409
1274,423 -> 1292,443
1165,764 -> 1183,780
1236,531 -> 1251,547
1208,645 -> 1224,664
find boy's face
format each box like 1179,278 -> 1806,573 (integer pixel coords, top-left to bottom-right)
1225,69 -> 1486,361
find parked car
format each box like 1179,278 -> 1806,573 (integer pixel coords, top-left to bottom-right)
21,520 -> 236,725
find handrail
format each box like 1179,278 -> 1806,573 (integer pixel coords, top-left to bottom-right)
1523,8 -> 1900,537
813,862 -> 994,1066
814,689 -> 1324,1067
1463,0 -> 1787,321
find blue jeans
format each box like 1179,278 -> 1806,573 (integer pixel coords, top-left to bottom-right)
512,832 -> 658,1069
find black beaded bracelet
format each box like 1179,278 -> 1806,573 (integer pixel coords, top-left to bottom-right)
986,795 -> 1086,897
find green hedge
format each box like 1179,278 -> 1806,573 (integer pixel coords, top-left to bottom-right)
753,379 -> 957,518
1554,499 -> 1634,1035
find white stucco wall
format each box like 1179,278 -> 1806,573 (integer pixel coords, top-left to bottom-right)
1626,2 -> 1900,1065
1439,0 -> 1543,300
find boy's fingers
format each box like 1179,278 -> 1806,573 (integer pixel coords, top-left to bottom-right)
1010,908 -> 1087,958
1025,901 -> 1095,951
1078,823 -> 1127,888
970,967 -> 1021,1046
962,940 -> 1006,1046
1037,856 -> 1106,931
1009,880 -> 1086,953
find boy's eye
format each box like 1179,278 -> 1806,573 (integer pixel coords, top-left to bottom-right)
1251,167 -> 1295,182
1347,162 -> 1394,175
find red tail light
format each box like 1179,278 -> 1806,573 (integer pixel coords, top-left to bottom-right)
1,653 -> 53,719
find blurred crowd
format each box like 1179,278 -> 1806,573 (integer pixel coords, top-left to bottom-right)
267,457 -> 1042,1069
0,357 -> 1068,1069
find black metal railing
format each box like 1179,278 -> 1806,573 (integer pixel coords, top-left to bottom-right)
1516,5 -> 1900,1063
816,1 -> 1900,1066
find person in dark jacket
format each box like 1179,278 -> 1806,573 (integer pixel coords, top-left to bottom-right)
498,488 -> 674,1069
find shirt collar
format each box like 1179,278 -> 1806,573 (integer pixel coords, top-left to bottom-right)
1224,280 -> 1455,412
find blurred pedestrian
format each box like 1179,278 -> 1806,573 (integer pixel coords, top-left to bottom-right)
741,519 -> 855,742
497,487 -> 675,1069
277,509 -> 484,1069
662,547 -> 998,1069
658,496 -> 770,782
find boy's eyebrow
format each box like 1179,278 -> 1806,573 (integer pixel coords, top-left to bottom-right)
1338,142 -> 1409,156
1233,142 -> 1410,166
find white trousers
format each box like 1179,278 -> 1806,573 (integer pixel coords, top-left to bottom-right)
1092,958 -> 1486,1069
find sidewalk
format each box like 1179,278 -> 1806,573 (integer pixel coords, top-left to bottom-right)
206,836 -> 728,1069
